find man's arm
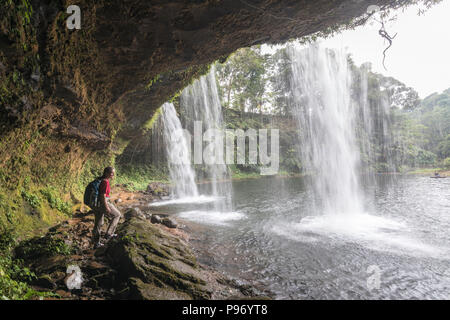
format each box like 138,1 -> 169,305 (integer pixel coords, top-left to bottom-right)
100,192 -> 110,213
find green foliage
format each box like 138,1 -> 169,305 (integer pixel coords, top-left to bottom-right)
40,187 -> 72,217
115,163 -> 169,191
16,236 -> 73,261
281,148 -> 302,173
0,223 -> 53,300
216,46 -> 271,114
0,192 -> 16,224
443,157 -> 450,169
437,135 -> 450,158
216,43 -> 449,173
20,189 -> 41,209
0,223 -> 17,253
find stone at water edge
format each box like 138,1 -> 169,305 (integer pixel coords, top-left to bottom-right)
150,214 -> 162,224
146,182 -> 170,197
124,208 -> 145,220
162,217 -> 178,229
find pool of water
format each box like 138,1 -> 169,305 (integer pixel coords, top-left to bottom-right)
151,175 -> 450,299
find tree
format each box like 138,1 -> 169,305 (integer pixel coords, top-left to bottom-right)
216,46 -> 270,115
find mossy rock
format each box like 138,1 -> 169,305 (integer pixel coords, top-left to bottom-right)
106,216 -> 211,299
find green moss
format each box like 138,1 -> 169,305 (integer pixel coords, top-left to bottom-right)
145,74 -> 161,90
15,236 -> 73,261
40,187 -> 72,217
113,217 -> 208,299
142,107 -> 162,131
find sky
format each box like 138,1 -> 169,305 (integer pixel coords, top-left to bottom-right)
264,1 -> 450,98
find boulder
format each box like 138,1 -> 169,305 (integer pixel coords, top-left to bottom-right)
106,216 -> 211,299
150,214 -> 162,224
124,208 -> 145,220
146,182 -> 170,197
32,274 -> 57,290
162,217 -> 178,229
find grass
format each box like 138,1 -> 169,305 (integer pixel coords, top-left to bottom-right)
406,167 -> 444,175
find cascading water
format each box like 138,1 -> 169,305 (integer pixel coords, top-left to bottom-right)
160,102 -> 199,199
275,43 -> 423,250
179,66 -> 233,213
355,62 -> 395,186
287,44 -> 364,215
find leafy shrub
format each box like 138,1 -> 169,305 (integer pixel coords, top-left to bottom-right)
20,189 -> 41,209
0,223 -> 51,300
443,157 -> 450,169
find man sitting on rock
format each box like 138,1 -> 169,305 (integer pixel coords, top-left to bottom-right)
93,166 -> 122,249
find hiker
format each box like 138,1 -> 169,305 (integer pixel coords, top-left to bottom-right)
92,167 -> 122,248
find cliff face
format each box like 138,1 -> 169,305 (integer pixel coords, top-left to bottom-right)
0,0 -> 412,233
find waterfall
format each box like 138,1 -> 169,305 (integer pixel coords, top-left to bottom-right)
180,66 -> 233,212
160,102 -> 199,198
356,62 -> 395,184
287,44 -> 364,215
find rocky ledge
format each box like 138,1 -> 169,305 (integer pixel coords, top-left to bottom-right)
15,205 -> 263,300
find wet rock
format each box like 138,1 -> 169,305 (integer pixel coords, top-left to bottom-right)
124,208 -> 143,220
106,216 -> 210,299
162,217 -> 178,229
18,202 -> 257,300
150,214 -> 162,224
50,271 -> 66,283
142,211 -> 152,219
133,207 -> 145,218
146,182 -> 170,197
33,274 -> 57,290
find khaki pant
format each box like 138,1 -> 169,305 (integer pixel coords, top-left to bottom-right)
92,198 -> 121,243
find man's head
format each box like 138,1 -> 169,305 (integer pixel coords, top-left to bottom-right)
102,167 -> 115,180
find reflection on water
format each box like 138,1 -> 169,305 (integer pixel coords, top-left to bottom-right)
154,175 -> 450,299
